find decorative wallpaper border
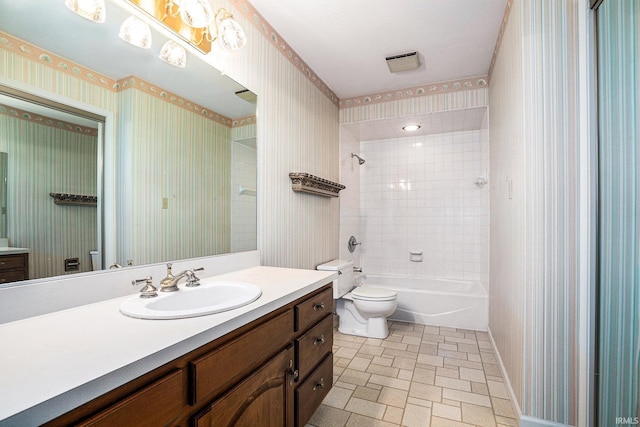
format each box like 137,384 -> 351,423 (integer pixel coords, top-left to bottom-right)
0,31 -> 239,128
0,103 -> 99,136
0,31 -> 117,89
232,115 -> 257,127
339,76 -> 489,108
230,0 -> 340,107
488,0 -> 513,81
114,76 -> 234,127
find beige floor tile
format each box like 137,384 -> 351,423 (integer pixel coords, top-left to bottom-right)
457,343 -> 480,354
439,343 -> 458,352
335,381 -> 358,391
398,369 -> 414,381
359,345 -> 386,356
340,369 -> 372,387
315,323 -> 512,427
443,357 -> 483,370
372,355 -> 395,367
487,380 -> 510,399
345,413 -> 399,427
367,363 -> 400,378
402,404 -> 431,427
402,334 -> 422,345
432,402 -> 462,421
394,357 -> 418,370
495,415 -> 518,426
441,388 -> 492,407
412,367 -> 436,385
420,343 -> 439,355
471,382 -> 489,396
324,386 -> 354,409
467,354 -> 482,363
378,386 -> 409,407
417,354 -> 444,367
435,376 -> 472,392
436,367 -> 459,379
459,367 -> 486,383
407,397 -> 433,408
409,381 -> 442,402
381,341 -> 409,351
369,374 -> 412,391
491,397 -> 516,418
438,349 -> 468,360
335,347 -> 360,359
352,385 -> 381,401
348,356 -> 372,372
383,348 -> 420,360
460,402 -> 497,427
384,405 -> 404,424
423,333 -> 446,344
430,417 -> 475,427
308,404 -> 351,427
345,397 -> 387,420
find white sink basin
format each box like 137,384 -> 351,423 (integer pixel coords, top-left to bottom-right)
120,281 -> 262,320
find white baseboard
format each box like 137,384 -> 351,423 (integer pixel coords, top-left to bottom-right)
486,326 -> 523,424
486,327 -> 573,427
520,416 -> 572,427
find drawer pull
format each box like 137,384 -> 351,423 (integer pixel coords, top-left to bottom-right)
314,335 -> 325,346
313,302 -> 325,311
312,378 -> 325,391
288,360 -> 299,385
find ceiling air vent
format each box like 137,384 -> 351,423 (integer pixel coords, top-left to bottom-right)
385,51 -> 420,73
235,89 -> 257,103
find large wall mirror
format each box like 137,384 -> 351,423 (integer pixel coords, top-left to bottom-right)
0,0 -> 257,285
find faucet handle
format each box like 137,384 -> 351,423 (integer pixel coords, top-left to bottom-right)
185,267 -> 204,287
132,276 -> 158,298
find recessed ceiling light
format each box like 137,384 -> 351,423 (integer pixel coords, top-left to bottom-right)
403,124 -> 421,132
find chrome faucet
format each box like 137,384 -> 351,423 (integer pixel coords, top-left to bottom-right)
159,263 -> 204,292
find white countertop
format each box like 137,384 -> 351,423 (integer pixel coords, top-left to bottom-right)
0,266 -> 337,426
0,247 -> 29,255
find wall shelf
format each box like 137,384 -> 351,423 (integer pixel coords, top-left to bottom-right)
50,193 -> 97,206
289,173 -> 345,198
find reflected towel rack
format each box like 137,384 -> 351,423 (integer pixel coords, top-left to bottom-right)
50,193 -> 97,206
239,186 -> 256,196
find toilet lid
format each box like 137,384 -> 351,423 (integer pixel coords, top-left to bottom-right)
351,287 -> 397,301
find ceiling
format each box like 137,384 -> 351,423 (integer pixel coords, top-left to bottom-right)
249,0 -> 507,99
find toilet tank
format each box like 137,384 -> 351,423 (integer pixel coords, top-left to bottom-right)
316,259 -> 354,299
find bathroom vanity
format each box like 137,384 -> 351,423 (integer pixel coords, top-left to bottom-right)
0,249 -> 29,284
0,264 -> 336,427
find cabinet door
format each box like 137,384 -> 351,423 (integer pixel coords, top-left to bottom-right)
192,346 -> 295,427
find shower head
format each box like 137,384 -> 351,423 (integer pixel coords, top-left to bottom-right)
351,153 -> 365,165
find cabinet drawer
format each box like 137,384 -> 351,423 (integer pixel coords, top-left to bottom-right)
0,254 -> 26,270
77,369 -> 184,427
295,354 -> 333,427
0,270 -> 27,284
295,287 -> 333,332
296,314 -> 333,381
190,309 -> 294,405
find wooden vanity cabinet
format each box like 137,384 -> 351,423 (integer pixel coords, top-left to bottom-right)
45,284 -> 333,427
0,252 -> 28,284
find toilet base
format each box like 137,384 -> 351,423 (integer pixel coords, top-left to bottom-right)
336,298 -> 391,339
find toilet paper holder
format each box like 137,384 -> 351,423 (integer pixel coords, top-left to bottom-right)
409,251 -> 423,262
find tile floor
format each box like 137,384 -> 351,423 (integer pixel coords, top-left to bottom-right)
307,319 -> 518,427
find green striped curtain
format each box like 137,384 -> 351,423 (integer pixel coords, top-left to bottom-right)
597,0 -> 640,424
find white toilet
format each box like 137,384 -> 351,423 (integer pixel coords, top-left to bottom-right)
317,259 -> 397,339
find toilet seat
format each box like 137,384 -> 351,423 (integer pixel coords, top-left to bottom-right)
351,287 -> 397,301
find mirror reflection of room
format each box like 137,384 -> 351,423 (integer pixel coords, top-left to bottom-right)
0,0 -> 257,284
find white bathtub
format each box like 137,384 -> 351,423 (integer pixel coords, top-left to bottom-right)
359,274 -> 488,331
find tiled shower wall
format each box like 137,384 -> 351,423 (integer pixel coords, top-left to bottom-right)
359,128 -> 489,284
